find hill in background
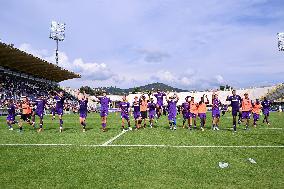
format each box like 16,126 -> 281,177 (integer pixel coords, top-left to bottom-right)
80,82 -> 188,95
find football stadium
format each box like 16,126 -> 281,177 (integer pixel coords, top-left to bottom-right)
1,1 -> 284,189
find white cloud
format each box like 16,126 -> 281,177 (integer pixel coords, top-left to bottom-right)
19,43 -> 115,81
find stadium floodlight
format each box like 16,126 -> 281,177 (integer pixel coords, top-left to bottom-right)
277,32 -> 284,51
49,21 -> 66,65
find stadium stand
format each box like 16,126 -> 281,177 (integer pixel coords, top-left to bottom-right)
0,41 -> 80,114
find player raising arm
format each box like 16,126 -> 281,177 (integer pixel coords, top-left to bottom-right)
119,95 -> 131,131
32,93 -> 47,132
52,90 -> 66,132
166,92 -> 179,130
132,96 -> 142,130
18,97 -> 33,132
226,90 -> 242,132
189,96 -> 198,130
76,90 -> 88,132
197,94 -> 209,131
241,92 -> 252,130
153,89 -> 166,120
212,93 -> 222,131
181,96 -> 190,129
96,92 -> 111,132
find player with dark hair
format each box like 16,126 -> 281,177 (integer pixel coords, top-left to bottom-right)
153,89 -> 166,119
241,92 -> 252,130
97,92 -> 111,132
166,93 -> 179,130
76,91 -> 88,132
148,98 -> 156,128
189,96 -> 198,130
198,94 -> 209,131
212,93 -> 222,131
252,99 -> 262,127
132,96 -> 142,129
119,95 -> 131,131
226,90 -> 242,132
261,97 -> 272,125
18,97 -> 33,131
6,99 -> 17,131
32,94 -> 47,132
181,96 -> 190,128
53,91 -> 66,132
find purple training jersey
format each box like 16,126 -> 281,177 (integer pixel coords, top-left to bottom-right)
227,95 -> 242,110
261,100 -> 271,115
99,97 -> 111,111
154,92 -> 166,107
79,99 -> 88,113
54,96 -> 65,110
119,101 -> 130,115
148,102 -> 156,119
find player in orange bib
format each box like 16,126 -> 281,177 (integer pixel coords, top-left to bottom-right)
18,97 -> 33,131
189,97 -> 198,130
197,94 -> 209,131
252,99 -> 262,127
241,93 -> 252,130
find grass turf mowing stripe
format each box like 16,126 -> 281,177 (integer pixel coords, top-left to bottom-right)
0,143 -> 283,148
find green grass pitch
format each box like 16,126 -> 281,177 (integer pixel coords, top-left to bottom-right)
0,112 -> 283,188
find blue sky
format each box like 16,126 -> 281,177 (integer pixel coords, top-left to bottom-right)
0,0 -> 284,90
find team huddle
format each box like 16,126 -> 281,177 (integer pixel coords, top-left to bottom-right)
4,89 -> 272,133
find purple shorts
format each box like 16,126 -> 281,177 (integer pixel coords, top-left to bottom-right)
6,115 -> 15,121
232,108 -> 239,116
253,113 -> 260,120
242,111 -> 251,119
198,113 -> 206,119
121,114 -> 129,121
156,102 -> 163,108
212,109 -> 220,118
190,113 -> 197,118
183,112 -> 190,119
133,111 -> 141,120
263,108 -> 269,116
56,108 -> 64,116
80,112 -> 87,118
35,110 -> 44,119
100,110 -> 108,117
149,111 -> 155,119
168,113 -> 176,121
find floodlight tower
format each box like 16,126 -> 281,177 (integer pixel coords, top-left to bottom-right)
277,32 -> 284,51
49,21 -> 66,65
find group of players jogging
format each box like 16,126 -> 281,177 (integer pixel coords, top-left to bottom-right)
4,89 -> 272,133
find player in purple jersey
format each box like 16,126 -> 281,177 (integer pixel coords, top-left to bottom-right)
181,96 -> 190,128
119,95 -> 131,131
153,89 -> 166,119
226,90 -> 242,131
53,91 -> 66,132
97,92 -> 111,132
6,99 -> 17,131
212,93 -> 222,131
261,97 -> 272,125
32,94 -> 47,132
132,96 -> 142,129
166,93 -> 179,130
148,98 -> 156,128
76,90 -> 88,132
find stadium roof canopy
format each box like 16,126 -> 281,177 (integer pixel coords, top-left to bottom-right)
0,42 -> 80,82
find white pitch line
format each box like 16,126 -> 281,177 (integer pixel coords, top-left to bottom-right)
101,130 -> 128,146
0,144 -> 283,148
259,128 -> 283,130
